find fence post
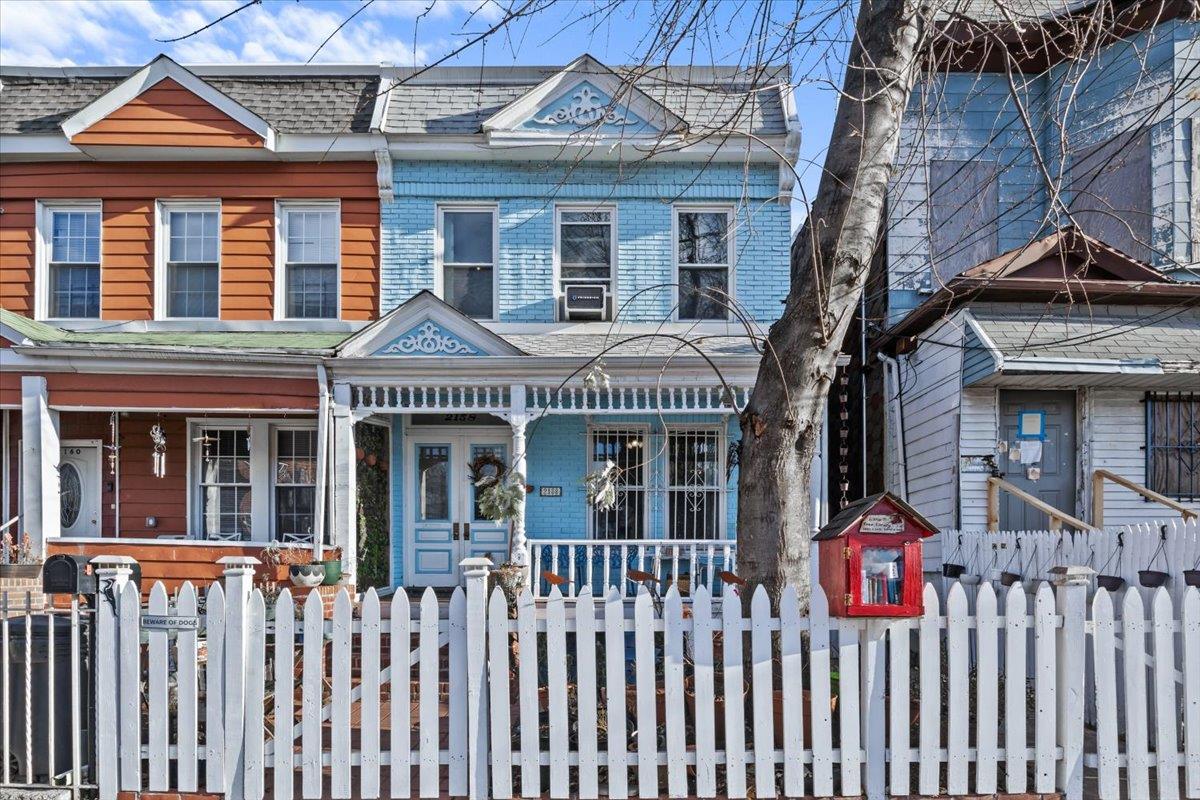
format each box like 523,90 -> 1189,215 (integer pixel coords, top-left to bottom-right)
1052,565 -> 1091,800
90,555 -> 137,800
462,557 -> 492,800
218,555 -> 260,800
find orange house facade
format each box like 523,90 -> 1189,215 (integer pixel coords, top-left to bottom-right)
0,56 -> 386,589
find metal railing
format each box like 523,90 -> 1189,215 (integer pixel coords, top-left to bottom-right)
527,537 -> 737,598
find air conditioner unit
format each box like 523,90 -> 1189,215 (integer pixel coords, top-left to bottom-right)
562,283 -> 610,321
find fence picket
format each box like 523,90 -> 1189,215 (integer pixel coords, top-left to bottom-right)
205,583 -> 226,794
808,586 -> 834,797
918,584 -> 941,796
331,590 -> 353,799
778,586 -> 804,798
223,576 -> 247,798
517,589 -> 540,798
888,616 -> 911,796
487,589 -> 513,800
634,588 -> 658,798
1004,583 -> 1028,794
1034,583 -> 1057,793
361,589 -> 382,799
1151,587 -> 1180,800
604,587 -> 629,800
974,582 -> 999,795
839,615 -> 862,797
574,588 -> 600,800
273,590 -> 295,800
663,587 -> 688,799
419,588 -> 441,799
118,580 -> 141,793
448,588 -> 468,797
244,589 -> 266,800
300,589 -> 323,799
946,582 -> 969,794
546,588 -> 570,798
390,590 -> 412,799
176,582 -> 199,793
692,586 -> 717,798
1122,588 -> 1151,800
1183,587 -> 1200,798
1091,590 -> 1120,799
722,589 -> 748,798
750,587 -> 776,799
147,582 -> 170,791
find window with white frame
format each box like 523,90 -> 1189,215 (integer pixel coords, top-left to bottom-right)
557,207 -> 615,295
274,428 -> 318,542
439,206 -> 495,319
161,203 -> 220,318
40,203 -> 101,319
196,428 -> 252,540
588,427 -> 647,539
666,427 -> 724,539
675,208 -> 732,320
281,203 -> 339,319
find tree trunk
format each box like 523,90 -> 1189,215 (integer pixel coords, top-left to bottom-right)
736,0 -> 929,610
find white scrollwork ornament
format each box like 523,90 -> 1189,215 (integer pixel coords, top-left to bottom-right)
535,85 -> 633,127
383,321 -> 478,355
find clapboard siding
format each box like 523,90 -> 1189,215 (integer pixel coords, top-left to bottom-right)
0,199 -> 35,316
959,387 -> 999,531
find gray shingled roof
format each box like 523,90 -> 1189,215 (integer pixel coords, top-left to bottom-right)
501,332 -> 760,358
969,303 -> 1200,371
941,0 -> 1092,21
382,66 -> 788,136
0,74 -> 380,135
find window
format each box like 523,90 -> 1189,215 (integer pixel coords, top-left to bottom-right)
160,202 -> 220,318
439,206 -> 495,319
928,160 -> 998,283
1068,131 -> 1151,261
1146,393 -> 1199,500
275,429 -> 318,542
197,428 -> 252,540
558,206 -> 614,290
281,204 -> 339,319
588,427 -> 647,539
675,208 -> 731,320
666,428 -> 724,539
40,203 -> 101,319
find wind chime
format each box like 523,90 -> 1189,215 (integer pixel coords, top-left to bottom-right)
837,359 -> 851,509
150,415 -> 168,478
104,411 -> 120,476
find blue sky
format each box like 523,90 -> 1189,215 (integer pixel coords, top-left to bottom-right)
0,0 -> 850,215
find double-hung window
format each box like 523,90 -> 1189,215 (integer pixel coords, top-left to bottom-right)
557,206 -> 615,293
40,203 -> 101,319
588,427 -> 647,539
439,206 -> 495,319
274,428 -> 319,542
280,203 -> 339,319
675,207 -> 732,320
197,428 -> 252,540
161,202 -> 220,318
666,427 -> 724,539
1146,393 -> 1199,500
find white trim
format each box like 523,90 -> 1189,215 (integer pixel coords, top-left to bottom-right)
274,199 -> 343,321
60,55 -> 276,150
671,204 -> 735,322
435,203 -> 500,322
374,149 -> 394,202
59,438 -> 103,537
155,199 -> 222,321
34,199 -> 103,322
553,203 -> 617,320
778,80 -> 801,205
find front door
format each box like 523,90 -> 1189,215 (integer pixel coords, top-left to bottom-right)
406,432 -> 510,587
997,390 -> 1077,530
59,440 -> 102,537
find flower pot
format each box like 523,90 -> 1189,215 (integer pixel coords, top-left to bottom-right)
999,571 -> 1022,587
942,563 -> 965,579
1138,570 -> 1169,588
320,559 -> 343,586
289,563 -> 324,588
958,573 -> 982,585
1097,574 -> 1125,592
1184,569 -> 1200,588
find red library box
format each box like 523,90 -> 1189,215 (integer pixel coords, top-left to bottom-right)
814,492 -> 938,617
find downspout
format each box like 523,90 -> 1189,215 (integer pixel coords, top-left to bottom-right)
313,364 -> 330,562
877,353 -> 909,500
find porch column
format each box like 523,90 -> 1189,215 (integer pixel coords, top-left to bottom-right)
21,375 -> 60,556
330,382 -> 358,584
509,383 -> 529,567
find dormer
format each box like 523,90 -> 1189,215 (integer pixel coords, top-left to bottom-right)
60,55 -> 276,154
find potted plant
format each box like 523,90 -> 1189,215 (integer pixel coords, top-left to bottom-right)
1185,551 -> 1200,588
1137,529 -> 1170,588
0,532 -> 39,579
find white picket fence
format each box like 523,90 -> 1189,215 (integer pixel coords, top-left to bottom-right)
91,557 -> 1200,800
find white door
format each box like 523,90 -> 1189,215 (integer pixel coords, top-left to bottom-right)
59,440 -> 102,537
406,431 -> 510,587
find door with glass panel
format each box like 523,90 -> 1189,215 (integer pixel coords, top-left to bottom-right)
407,433 -> 510,587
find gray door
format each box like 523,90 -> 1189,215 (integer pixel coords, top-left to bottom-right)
998,390 -> 1077,530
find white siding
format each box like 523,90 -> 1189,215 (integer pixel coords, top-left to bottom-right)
959,388 -> 999,531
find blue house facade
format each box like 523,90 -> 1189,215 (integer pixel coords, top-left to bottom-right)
330,56 -> 814,590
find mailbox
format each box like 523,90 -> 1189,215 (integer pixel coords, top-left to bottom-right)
42,554 -> 140,595
814,491 -> 937,617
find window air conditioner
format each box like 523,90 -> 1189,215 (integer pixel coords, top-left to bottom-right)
562,283 -> 610,321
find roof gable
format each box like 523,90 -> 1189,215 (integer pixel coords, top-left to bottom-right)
61,55 -> 274,150
961,226 -> 1170,284
481,55 -> 685,140
338,291 -> 525,358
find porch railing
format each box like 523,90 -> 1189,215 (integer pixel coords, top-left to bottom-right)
528,538 -> 737,598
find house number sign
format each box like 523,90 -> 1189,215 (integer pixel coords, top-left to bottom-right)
142,615 -> 199,631
860,514 -> 905,534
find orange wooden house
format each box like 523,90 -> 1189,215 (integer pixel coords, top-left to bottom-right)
0,56 -> 387,592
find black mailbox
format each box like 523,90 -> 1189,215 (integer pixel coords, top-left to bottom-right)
42,554 -> 96,595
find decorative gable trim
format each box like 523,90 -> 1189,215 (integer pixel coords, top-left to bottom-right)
481,54 -> 685,141
61,54 -> 276,150
337,290 -> 525,358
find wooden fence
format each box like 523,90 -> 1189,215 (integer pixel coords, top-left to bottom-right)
91,556 -> 1200,800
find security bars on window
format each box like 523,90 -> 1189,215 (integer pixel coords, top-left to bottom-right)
666,427 -> 724,540
1146,392 -> 1200,501
589,428 -> 647,540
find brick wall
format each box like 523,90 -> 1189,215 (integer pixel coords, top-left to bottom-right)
380,160 -> 790,324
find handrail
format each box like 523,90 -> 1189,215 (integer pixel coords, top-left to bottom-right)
0,516 -> 18,536
986,476 -> 1095,532
1091,468 -> 1198,528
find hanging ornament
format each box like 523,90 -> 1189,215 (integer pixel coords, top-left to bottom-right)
104,411 -> 121,476
151,421 -> 168,479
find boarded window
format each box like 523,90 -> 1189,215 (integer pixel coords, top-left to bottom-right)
928,160 -> 999,283
1068,130 -> 1152,261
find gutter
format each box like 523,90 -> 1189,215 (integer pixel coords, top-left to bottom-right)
313,364 -> 330,562
876,353 -> 909,501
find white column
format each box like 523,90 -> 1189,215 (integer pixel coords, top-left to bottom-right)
508,383 -> 529,567
461,556 -> 492,799
21,375 -> 60,556
331,382 -> 358,583
218,555 -> 260,799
